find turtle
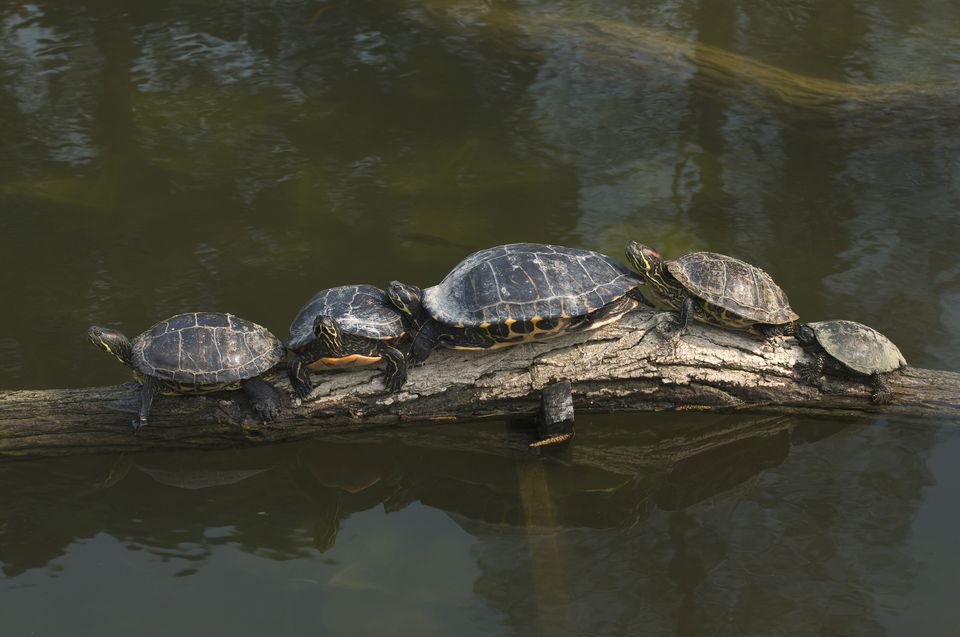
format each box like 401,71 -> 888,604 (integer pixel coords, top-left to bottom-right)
386,243 -> 652,446
794,320 -> 906,404
88,312 -> 284,433
625,241 -> 798,338
286,284 -> 412,398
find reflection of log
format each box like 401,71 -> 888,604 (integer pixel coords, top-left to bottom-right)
418,3 -> 960,122
1,311 -> 957,459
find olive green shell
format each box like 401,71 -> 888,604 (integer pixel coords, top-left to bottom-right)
132,312 -> 283,387
808,320 -> 906,375
668,252 -> 798,324
422,243 -> 641,328
287,285 -> 404,350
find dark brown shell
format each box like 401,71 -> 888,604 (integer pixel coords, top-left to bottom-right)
668,252 -> 798,324
422,243 -> 641,328
132,312 -> 283,386
809,320 -> 906,375
287,285 -> 404,350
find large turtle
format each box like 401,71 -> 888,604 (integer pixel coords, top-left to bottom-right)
386,243 -> 651,446
795,320 -> 906,404
625,241 -> 798,338
88,312 -> 284,432
387,243 -> 649,363
286,284 -> 411,397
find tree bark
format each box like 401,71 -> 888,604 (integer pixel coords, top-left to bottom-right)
0,311 -> 957,459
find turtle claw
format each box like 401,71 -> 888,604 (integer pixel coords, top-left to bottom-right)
131,419 -> 145,434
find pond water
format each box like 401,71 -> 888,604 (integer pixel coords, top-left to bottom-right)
1,0 -> 958,634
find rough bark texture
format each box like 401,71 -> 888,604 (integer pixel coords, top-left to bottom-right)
0,311 -> 957,459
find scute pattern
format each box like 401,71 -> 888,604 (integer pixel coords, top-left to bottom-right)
669,252 -> 798,324
132,312 -> 283,387
423,243 -> 641,327
287,285 -> 404,349
810,320 -> 906,375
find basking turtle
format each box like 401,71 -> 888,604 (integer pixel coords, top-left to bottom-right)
88,312 -> 284,433
386,243 -> 651,446
625,241 -> 798,338
795,320 -> 906,404
286,284 -> 411,397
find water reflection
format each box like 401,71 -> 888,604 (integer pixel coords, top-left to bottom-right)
2,415 -> 948,634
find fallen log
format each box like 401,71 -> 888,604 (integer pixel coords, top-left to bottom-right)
0,311 -> 957,459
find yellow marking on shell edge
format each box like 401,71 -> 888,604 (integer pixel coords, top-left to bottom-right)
479,322 -> 490,329
310,354 -> 382,369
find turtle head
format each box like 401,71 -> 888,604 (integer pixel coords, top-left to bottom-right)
795,323 -> 816,346
625,241 -> 664,278
313,316 -> 345,356
386,281 -> 424,323
626,240 -> 671,293
88,325 -> 134,367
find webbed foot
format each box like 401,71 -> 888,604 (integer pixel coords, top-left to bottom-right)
243,378 -> 283,422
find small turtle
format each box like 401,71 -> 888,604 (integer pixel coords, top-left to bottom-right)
286,284 -> 412,397
795,320 -> 906,404
386,243 -> 651,446
88,312 -> 284,432
625,241 -> 798,338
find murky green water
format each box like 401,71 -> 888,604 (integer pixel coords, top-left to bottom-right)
1,0 -> 959,634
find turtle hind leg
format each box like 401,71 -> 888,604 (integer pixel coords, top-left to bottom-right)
758,321 -> 795,339
134,376 -> 159,434
869,372 -> 893,405
530,380 -> 575,448
243,377 -> 283,421
378,343 -> 408,392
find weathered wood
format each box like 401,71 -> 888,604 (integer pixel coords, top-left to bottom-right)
0,311 -> 956,459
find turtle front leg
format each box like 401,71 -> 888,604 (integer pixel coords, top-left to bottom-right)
288,355 -> 313,399
134,375 -> 159,434
378,343 -> 408,392
242,377 -> 283,421
408,319 -> 441,366
530,380 -> 575,448
677,296 -> 696,333
795,352 -> 826,385
869,372 -> 893,405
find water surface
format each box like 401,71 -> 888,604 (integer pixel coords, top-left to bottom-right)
1,0 -> 958,634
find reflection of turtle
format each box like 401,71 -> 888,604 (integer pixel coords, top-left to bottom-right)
795,320 -> 906,404
88,312 -> 283,432
286,285 -> 410,397
387,243 -> 649,364
625,241 -> 798,337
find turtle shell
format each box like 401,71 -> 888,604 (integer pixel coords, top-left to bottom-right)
287,284 -> 404,350
422,243 -> 641,328
132,312 -> 283,386
809,320 -> 906,375
668,252 -> 798,324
